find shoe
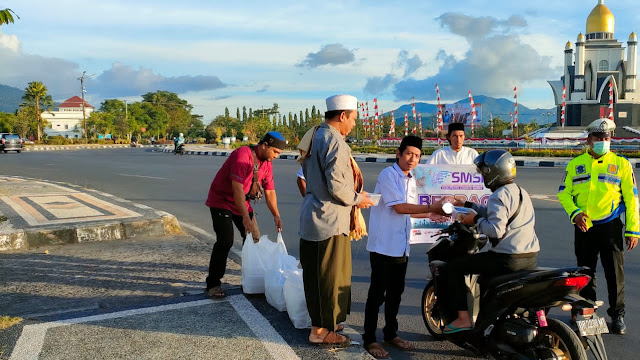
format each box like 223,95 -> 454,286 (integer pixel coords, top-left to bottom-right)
443,324 -> 473,334
611,316 -> 626,335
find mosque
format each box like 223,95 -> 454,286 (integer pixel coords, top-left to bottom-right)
548,0 -> 640,134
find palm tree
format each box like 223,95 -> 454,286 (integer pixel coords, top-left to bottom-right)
22,81 -> 53,141
0,8 -> 19,25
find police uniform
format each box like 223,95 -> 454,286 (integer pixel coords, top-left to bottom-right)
557,119 -> 639,331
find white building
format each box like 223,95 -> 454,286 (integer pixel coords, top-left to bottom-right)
41,96 -> 94,138
548,0 -> 640,129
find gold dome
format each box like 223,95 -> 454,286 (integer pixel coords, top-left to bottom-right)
565,41 -> 573,49
577,32 -> 585,42
586,0 -> 615,34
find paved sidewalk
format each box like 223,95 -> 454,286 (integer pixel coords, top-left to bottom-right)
0,178 -> 372,360
0,176 -> 181,252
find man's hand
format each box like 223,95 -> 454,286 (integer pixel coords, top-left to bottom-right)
357,191 -> 375,209
428,197 -> 449,216
574,212 -> 590,232
274,215 -> 283,232
459,209 -> 478,225
243,215 -> 258,241
626,236 -> 638,251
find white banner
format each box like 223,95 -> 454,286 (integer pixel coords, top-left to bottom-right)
410,164 -> 492,244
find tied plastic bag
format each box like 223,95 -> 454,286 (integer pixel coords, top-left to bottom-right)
283,268 -> 312,329
242,234 -> 283,294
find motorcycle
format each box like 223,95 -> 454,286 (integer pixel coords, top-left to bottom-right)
130,141 -> 138,147
421,221 -> 608,360
173,143 -> 186,155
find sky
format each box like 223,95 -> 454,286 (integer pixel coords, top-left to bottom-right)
1,0 -> 640,121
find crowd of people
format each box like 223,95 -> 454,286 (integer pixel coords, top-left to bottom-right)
202,94 -> 639,358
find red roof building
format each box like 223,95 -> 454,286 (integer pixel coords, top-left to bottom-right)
57,96 -> 94,109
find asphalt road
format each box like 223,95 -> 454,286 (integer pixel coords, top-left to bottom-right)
1,148 -> 639,359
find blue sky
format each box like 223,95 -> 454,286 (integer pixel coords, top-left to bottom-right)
1,0 -> 639,120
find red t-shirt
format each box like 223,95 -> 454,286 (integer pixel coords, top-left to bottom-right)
205,146 -> 275,215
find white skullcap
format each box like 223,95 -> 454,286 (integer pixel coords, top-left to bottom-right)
586,118 -> 616,135
326,94 -> 358,111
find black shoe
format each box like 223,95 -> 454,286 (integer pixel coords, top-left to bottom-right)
611,316 -> 626,335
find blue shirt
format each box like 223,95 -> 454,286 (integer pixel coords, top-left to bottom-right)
367,163 -> 417,257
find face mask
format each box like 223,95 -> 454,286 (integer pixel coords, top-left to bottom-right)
591,140 -> 610,155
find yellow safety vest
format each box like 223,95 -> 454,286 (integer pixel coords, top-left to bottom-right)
558,151 -> 640,238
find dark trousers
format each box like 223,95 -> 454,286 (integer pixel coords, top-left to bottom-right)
206,207 -> 251,290
299,235 -> 352,332
447,251 -> 537,311
575,218 -> 625,317
362,252 -> 408,346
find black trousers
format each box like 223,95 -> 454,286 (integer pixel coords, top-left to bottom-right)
206,207 -> 252,290
362,252 -> 408,347
575,218 -> 625,317
446,251 -> 537,311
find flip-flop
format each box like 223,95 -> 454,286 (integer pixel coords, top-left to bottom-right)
207,285 -> 225,298
443,324 -> 473,334
384,337 -> 415,351
309,331 -> 350,346
365,342 -> 389,359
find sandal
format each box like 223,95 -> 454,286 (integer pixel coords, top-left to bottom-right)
309,330 -> 350,345
336,324 -> 344,332
384,337 -> 415,351
207,285 -> 225,298
365,342 -> 389,359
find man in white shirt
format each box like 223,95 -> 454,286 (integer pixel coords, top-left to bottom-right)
426,122 -> 478,165
363,136 -> 446,358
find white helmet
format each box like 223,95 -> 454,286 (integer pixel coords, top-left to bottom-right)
179,133 -> 184,137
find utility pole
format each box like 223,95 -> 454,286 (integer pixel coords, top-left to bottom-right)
77,71 -> 94,142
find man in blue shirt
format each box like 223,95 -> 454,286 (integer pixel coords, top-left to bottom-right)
363,136 -> 445,358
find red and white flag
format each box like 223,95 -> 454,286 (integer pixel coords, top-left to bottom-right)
365,102 -> 369,134
561,86 -> 566,128
411,96 -> 417,134
490,113 -> 494,136
609,82 -> 614,121
469,91 -> 476,136
404,112 -> 409,136
389,110 -> 395,137
435,83 -> 443,132
513,86 -> 518,128
374,98 -> 379,131
418,112 -> 422,136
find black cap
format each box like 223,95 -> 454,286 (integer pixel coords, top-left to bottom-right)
448,122 -> 465,134
261,131 -> 287,150
399,135 -> 422,151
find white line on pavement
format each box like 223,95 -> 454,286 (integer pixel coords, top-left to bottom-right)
228,294 -> 300,360
10,299 -> 214,360
118,173 -> 171,180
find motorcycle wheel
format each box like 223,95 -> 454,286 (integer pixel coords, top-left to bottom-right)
421,280 -> 444,340
536,318 -> 587,360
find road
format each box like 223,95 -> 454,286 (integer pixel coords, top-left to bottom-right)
1,148 -> 639,359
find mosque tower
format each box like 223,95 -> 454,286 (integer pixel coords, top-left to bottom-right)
548,0 -> 640,131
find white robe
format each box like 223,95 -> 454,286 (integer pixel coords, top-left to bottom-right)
426,146 -> 479,165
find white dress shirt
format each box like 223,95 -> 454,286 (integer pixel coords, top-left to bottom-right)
367,163 -> 417,257
426,146 -> 479,165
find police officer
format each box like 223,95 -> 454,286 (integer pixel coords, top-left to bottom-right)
558,118 -> 639,335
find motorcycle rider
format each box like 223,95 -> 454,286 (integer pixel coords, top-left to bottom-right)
174,133 -> 185,152
433,149 -> 540,333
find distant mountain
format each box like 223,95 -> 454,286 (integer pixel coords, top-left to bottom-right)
0,84 -> 24,113
386,95 -> 556,126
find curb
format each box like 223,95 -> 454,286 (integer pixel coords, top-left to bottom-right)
0,176 -> 183,252
153,147 -> 636,168
23,144 -> 145,151
0,212 -> 182,252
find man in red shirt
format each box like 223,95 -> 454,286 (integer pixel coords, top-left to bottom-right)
205,131 -> 286,298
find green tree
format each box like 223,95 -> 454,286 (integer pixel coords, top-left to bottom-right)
242,106 -> 247,122
87,112 -> 115,138
21,81 -> 53,141
224,107 -> 230,118
0,112 -> 16,132
0,8 -> 19,25
14,107 -> 35,139
236,107 -> 241,121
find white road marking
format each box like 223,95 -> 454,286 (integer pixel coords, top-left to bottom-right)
10,297 -> 299,360
118,173 -> 170,180
229,294 -> 300,360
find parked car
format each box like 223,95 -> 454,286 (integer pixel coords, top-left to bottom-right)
0,133 -> 24,153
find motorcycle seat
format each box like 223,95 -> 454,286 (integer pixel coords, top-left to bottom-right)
478,269 -> 540,290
